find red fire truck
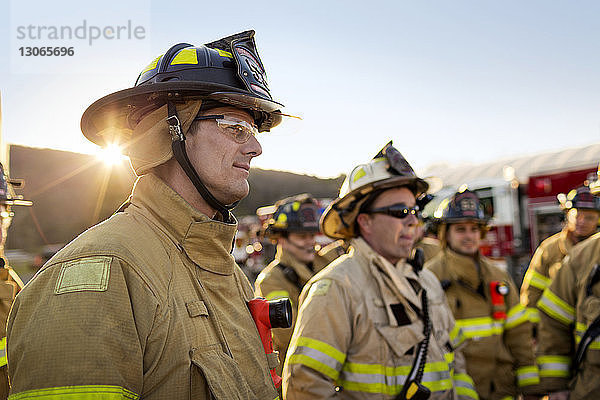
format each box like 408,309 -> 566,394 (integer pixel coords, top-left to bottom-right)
422,143 -> 600,282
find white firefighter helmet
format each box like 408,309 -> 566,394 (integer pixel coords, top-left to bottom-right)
320,141 -> 428,239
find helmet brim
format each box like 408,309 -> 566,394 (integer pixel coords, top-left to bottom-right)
81,81 -> 284,146
321,176 -> 429,239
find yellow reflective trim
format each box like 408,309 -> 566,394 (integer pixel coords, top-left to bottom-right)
216,48 -> 233,58
516,365 -> 540,386
537,355 -> 571,378
288,353 -> 340,380
265,290 -> 290,301
456,317 -> 503,338
296,337 -> 346,363
505,304 -> 529,329
454,373 -> 478,399
171,48 -> 198,65
575,322 -> 600,349
292,201 -> 301,211
537,289 -> 575,325
527,270 -> 551,290
140,56 -> 160,74
449,324 -> 466,347
338,376 -> 452,395
343,360 -> 450,375
527,307 -> 540,323
353,168 -> 366,183
8,385 -> 139,400
444,351 -> 454,365
0,336 -> 6,367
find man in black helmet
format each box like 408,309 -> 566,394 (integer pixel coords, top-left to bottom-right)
255,194 -> 324,378
7,31 -> 283,399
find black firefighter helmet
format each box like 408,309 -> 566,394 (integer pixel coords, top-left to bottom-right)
264,194 -> 321,239
437,187 -> 488,225
81,30 -> 284,145
558,185 -> 600,212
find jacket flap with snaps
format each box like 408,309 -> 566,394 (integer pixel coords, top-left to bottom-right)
191,348 -> 253,399
0,281 -> 16,301
375,323 -> 424,358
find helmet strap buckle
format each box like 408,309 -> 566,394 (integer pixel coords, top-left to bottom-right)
166,115 -> 184,141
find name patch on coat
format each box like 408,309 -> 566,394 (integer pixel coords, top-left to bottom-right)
308,279 -> 332,297
54,256 -> 111,295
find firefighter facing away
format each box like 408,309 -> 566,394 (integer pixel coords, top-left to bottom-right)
536,166 -> 600,400
255,194 -> 325,377
424,188 -> 540,400
521,185 -> 600,327
283,142 -> 477,400
7,31 -> 285,399
0,163 -> 30,400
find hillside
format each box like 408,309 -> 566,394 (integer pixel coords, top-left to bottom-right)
6,145 -> 344,252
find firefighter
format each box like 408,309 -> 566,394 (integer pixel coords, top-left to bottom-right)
521,185 -> 600,326
7,31 -> 283,399
283,142 -> 477,400
424,188 -> 540,400
255,194 -> 323,377
0,163 -> 30,400
535,168 -> 600,400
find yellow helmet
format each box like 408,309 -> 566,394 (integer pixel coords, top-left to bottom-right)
320,142 -> 428,239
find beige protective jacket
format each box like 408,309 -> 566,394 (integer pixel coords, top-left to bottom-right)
255,248 -> 322,375
7,174 -> 279,400
520,228 -> 573,324
416,237 -> 442,263
537,232 -> 600,399
283,238 -> 477,400
0,266 -> 22,400
425,249 -> 539,400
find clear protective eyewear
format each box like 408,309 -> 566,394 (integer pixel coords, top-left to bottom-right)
194,114 -> 259,144
368,203 -> 420,220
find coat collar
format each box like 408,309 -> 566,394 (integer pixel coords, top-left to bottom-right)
276,248 -> 315,286
351,237 -> 422,310
131,174 -> 238,275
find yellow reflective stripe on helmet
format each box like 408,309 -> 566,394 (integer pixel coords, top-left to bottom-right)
526,270 -> 552,291
537,289 -> 575,325
504,304 -> 529,330
140,56 -> 160,74
575,322 -> 600,350
527,307 -> 540,324
287,337 -> 346,380
0,336 -> 6,367
216,48 -> 233,58
338,361 -> 452,395
8,385 -> 139,400
516,365 -> 540,386
171,48 -> 198,65
265,290 -> 290,301
352,168 -> 366,183
454,373 -> 478,400
455,317 -> 503,339
537,355 -> 571,378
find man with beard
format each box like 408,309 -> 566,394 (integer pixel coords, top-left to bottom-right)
255,194 -> 323,377
283,143 -> 476,400
521,185 -> 600,327
425,188 -> 540,400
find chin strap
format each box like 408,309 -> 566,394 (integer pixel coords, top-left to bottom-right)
166,101 -> 236,223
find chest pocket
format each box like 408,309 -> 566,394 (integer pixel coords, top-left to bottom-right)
191,347 -> 253,399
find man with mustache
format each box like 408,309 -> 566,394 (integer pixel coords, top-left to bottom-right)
255,194 -> 323,377
283,143 -> 477,399
521,185 -> 600,328
425,189 -> 540,400
7,31 -> 283,399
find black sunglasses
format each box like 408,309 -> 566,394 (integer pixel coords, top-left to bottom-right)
368,204 -> 420,219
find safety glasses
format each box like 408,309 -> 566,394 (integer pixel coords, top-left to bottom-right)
194,114 -> 259,144
368,203 -> 420,219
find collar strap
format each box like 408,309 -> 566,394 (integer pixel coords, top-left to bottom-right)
167,100 -> 237,223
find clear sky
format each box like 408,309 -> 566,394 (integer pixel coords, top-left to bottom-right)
1,0 -> 599,178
